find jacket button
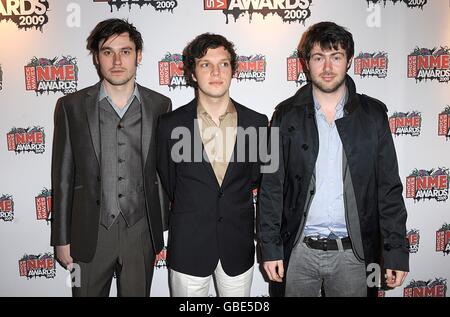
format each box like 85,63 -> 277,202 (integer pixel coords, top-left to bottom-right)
218,192 -> 224,198
218,217 -> 223,222
118,194 -> 124,198
310,190 -> 315,195
96,200 -> 100,206
302,144 -> 309,151
118,124 -> 123,130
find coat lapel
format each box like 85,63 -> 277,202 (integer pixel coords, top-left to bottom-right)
85,83 -> 101,166
139,85 -> 155,165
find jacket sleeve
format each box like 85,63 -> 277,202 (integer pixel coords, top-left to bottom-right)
50,98 -> 74,246
377,108 -> 409,272
157,100 -> 172,231
258,108 -> 285,262
156,113 -> 175,205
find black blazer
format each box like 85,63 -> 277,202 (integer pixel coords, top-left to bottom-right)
50,82 -> 172,263
157,99 -> 268,277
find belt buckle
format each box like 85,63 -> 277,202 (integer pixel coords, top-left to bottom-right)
322,239 -> 328,251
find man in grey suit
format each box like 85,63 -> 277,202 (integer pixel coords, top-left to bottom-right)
50,19 -> 171,297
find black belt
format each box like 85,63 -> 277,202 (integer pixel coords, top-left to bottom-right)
303,236 -> 352,251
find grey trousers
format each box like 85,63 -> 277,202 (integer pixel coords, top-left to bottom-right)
72,214 -> 155,297
285,237 -> 367,297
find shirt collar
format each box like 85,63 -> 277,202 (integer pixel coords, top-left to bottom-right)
98,81 -> 141,103
313,86 -> 348,113
197,100 -> 236,117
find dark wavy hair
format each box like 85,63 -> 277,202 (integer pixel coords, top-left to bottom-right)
182,33 -> 237,88
86,18 -> 143,54
298,21 -> 354,61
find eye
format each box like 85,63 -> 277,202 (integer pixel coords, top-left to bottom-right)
102,50 -> 111,56
122,50 -> 131,55
200,63 -> 209,68
220,62 -> 230,67
312,56 -> 323,63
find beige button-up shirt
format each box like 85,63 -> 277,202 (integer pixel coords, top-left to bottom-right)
197,101 -> 237,186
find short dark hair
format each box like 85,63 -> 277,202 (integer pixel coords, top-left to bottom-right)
86,19 -> 143,54
182,33 -> 237,88
298,21 -> 354,61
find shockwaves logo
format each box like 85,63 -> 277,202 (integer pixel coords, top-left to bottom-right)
438,106 -> 450,140
204,0 -> 312,24
287,51 -> 307,86
354,52 -> 388,78
367,0 -> 427,9
404,278 -> 447,297
0,194 -> 14,222
25,56 -> 78,95
408,47 -> 450,83
35,188 -> 51,222
406,168 -> 449,202
0,0 -> 49,30
154,246 -> 167,268
7,127 -> 45,154
158,53 -> 187,90
389,111 -> 421,137
407,228 -> 420,254
234,55 -> 266,82
93,0 -> 178,13
19,253 -> 56,279
436,224 -> 450,256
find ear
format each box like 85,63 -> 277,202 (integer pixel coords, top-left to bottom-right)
137,49 -> 143,65
347,57 -> 353,71
192,73 -> 197,82
94,53 -> 99,66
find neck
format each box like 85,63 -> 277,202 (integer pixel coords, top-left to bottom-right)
102,79 -> 135,108
197,91 -> 230,121
312,83 -> 346,111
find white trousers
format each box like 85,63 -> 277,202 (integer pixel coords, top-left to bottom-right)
170,261 -> 253,297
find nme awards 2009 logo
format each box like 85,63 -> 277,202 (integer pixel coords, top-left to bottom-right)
154,246 -> 167,268
408,47 -> 450,83
234,55 -> 266,82
438,106 -> 450,140
25,56 -> 78,95
204,0 -> 312,24
436,223 -> 450,256
367,0 -> 427,9
287,52 -> 307,86
406,168 -> 449,202
0,0 -> 49,30
407,229 -> 420,254
35,188 -> 52,222
7,126 -> 45,154
354,52 -> 388,78
19,253 -> 56,279
93,0 -> 178,13
389,111 -> 421,137
158,53 -> 186,90
0,194 -> 14,222
404,278 -> 447,297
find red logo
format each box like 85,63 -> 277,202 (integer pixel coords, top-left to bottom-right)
438,106 -> 450,140
19,253 -> 56,279
204,0 -> 227,10
234,55 -> 266,82
7,127 -> 45,154
404,278 -> 447,297
406,168 -> 449,202
407,47 -> 450,83
407,229 -> 420,254
35,188 -> 52,221
0,194 -> 14,222
287,52 -> 307,86
154,246 -> 167,268
354,52 -> 388,78
436,224 -> 450,256
25,56 -> 78,95
158,53 -> 186,90
389,111 -> 421,137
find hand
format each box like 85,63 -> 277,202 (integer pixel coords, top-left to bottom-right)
56,244 -> 73,269
385,269 -> 408,288
263,260 -> 284,282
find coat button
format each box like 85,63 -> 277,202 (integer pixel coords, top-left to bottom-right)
97,176 -> 101,182
96,200 -> 100,206
218,217 -> 223,222
302,144 -> 309,151
218,192 -> 224,198
118,194 -> 124,198
310,190 -> 315,195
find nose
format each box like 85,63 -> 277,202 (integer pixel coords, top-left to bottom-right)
211,64 -> 220,76
323,56 -> 332,72
113,53 -> 122,66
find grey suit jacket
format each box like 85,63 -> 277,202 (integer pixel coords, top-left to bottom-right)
50,82 -> 171,262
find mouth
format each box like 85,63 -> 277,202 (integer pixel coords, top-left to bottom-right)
209,81 -> 223,86
321,74 -> 336,81
110,69 -> 126,75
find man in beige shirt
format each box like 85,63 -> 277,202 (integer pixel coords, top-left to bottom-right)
157,33 -> 268,296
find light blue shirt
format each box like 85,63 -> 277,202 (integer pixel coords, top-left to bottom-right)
303,89 -> 348,239
98,82 -> 141,119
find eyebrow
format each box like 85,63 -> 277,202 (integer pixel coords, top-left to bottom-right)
312,52 -> 344,56
99,46 -> 133,51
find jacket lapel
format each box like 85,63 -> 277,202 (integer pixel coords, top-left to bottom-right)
139,85 -> 155,165
85,83 -> 101,166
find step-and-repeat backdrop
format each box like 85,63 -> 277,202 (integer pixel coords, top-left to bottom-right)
0,0 -> 449,297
